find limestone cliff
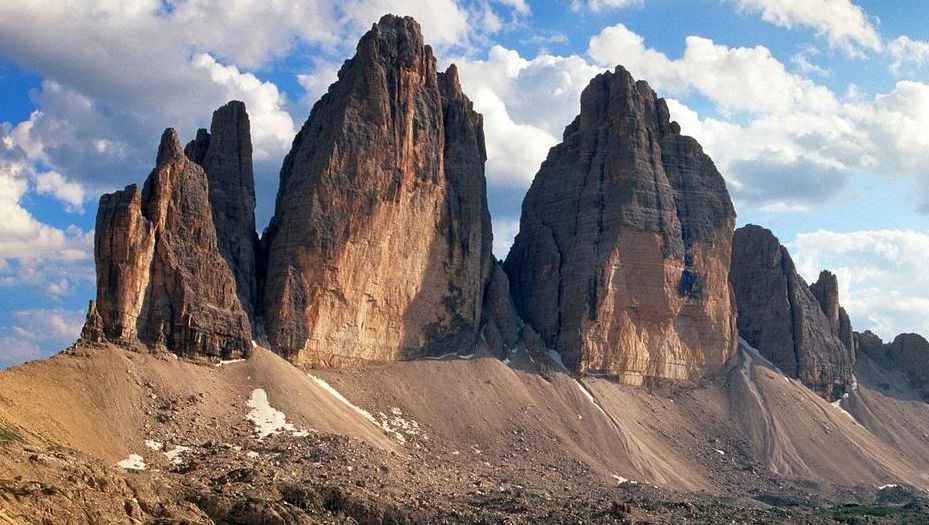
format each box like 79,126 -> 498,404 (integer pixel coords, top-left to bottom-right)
185,101 -> 259,325
731,225 -> 853,400
260,15 -> 494,365
91,127 -> 252,359
503,66 -> 738,384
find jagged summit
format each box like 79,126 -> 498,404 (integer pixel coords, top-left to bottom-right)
503,65 -> 738,383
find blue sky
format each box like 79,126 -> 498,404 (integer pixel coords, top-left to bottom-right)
2,0 -> 929,367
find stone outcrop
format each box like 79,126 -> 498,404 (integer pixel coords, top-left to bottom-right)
185,101 -> 259,324
857,331 -> 929,398
502,66 -> 738,384
730,225 -> 853,399
481,264 -> 522,356
90,127 -> 252,359
810,270 -> 856,361
261,15 -> 494,366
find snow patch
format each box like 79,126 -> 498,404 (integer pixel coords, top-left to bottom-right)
216,359 -> 246,368
246,389 -> 295,439
144,439 -> 163,451
738,343 -> 764,409
878,484 -> 899,490
117,454 -> 146,470
292,430 -> 310,438
308,374 -> 379,426
426,352 -> 474,360
164,445 -> 191,465
376,407 -> 422,444
611,474 -> 637,485
830,394 -> 856,421
715,449 -> 726,456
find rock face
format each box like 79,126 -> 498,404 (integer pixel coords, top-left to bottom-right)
857,331 -> 929,397
810,270 -> 856,361
91,128 -> 252,359
730,225 -> 853,399
502,66 -> 738,384
261,15 -> 494,366
184,101 -> 259,324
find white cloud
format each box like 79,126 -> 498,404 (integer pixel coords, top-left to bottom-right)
35,171 -> 85,212
790,229 -> 929,340
492,217 -> 520,259
453,45 -> 601,188
571,0 -> 642,11
12,308 -> 85,343
727,0 -> 882,56
190,53 -> 294,160
0,336 -> 41,369
887,36 -> 929,75
588,23 -> 839,116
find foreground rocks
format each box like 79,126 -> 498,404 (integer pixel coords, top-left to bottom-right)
91,127 -> 253,359
503,66 -> 738,384
261,15 -> 494,366
730,225 -> 854,400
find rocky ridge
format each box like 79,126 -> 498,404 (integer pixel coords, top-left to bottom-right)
857,330 -> 929,399
502,66 -> 738,384
730,225 -> 854,400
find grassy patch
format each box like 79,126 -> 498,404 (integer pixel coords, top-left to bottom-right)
832,504 -> 909,523
0,427 -> 23,443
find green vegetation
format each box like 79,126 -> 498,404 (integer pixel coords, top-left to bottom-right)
832,503 -> 925,524
0,426 -> 23,443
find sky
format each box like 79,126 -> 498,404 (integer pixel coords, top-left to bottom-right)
2,0 -> 929,368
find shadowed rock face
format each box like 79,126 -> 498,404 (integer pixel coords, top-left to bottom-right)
185,101 -> 259,325
261,15 -> 493,366
857,330 -> 929,397
810,270 -> 857,361
502,66 -> 738,384
91,128 -> 252,359
731,225 -> 853,400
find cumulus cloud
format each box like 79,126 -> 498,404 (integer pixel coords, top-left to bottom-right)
12,308 -> 85,344
0,336 -> 41,369
453,46 -> 601,188
790,229 -> 929,340
726,0 -> 882,56
887,36 -> 929,75
571,0 -> 643,11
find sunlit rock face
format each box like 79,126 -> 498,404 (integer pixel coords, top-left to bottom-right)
503,66 -> 738,385
260,15 -> 494,366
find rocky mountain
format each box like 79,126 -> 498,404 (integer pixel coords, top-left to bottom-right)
502,66 -> 738,384
730,225 -> 854,400
857,330 -> 929,398
90,127 -> 253,359
184,101 -> 259,325
260,15 -> 494,366
810,270 -> 857,361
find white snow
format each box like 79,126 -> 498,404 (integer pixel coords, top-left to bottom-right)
216,359 -> 246,368
292,430 -> 310,438
878,484 -> 899,490
144,439 -> 163,451
375,407 -> 422,444
246,389 -> 295,439
611,474 -> 637,485
739,343 -> 764,408
426,352 -> 474,360
251,340 -> 258,348
715,449 -> 726,456
830,395 -> 856,421
117,454 -> 146,470
308,374 -> 379,426
164,445 -> 191,465
502,358 -> 510,366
